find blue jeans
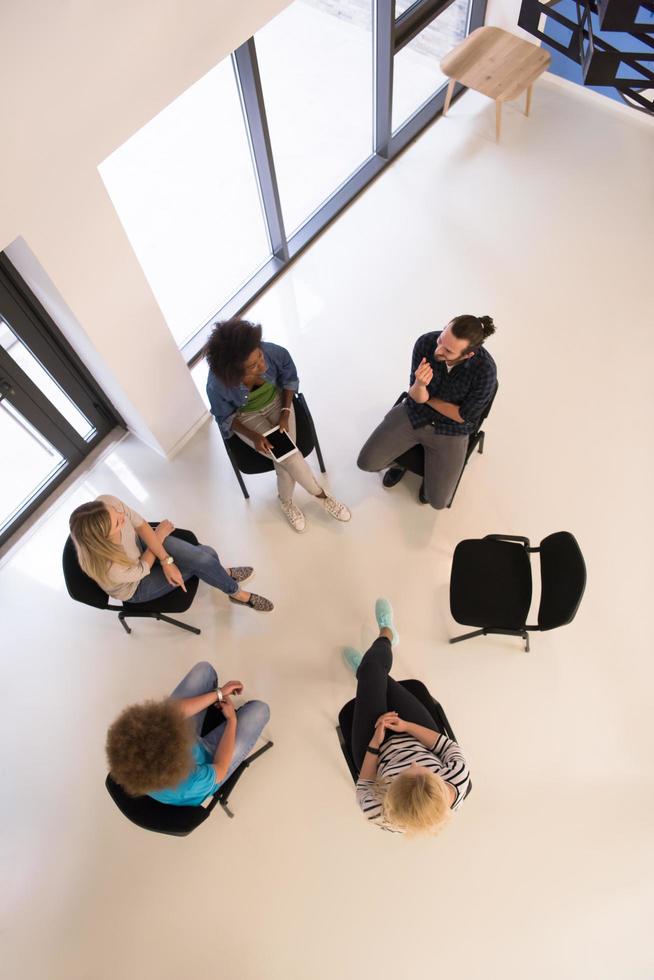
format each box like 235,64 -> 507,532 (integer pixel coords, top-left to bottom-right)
170,662 -> 270,782
131,536 -> 238,603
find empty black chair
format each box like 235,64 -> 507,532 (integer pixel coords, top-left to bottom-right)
336,679 -> 471,799
106,706 -> 273,835
449,531 -> 587,651
222,392 -> 326,499
62,526 -> 201,635
391,381 -> 498,507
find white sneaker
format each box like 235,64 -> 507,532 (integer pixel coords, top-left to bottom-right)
321,495 -> 351,522
279,497 -> 306,532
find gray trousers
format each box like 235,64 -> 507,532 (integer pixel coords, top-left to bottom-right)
357,404 -> 468,509
235,389 -> 323,503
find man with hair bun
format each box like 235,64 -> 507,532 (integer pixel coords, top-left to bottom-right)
357,314 -> 497,508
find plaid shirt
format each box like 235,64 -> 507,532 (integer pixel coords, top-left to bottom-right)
405,331 -> 497,436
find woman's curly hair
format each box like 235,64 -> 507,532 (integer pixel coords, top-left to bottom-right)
204,318 -> 263,387
106,700 -> 195,796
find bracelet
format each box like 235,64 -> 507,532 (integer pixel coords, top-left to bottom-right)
215,688 -> 224,704
280,407 -> 291,413
365,745 -> 380,756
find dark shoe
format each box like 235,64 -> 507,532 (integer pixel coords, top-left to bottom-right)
418,482 -> 428,505
229,592 -> 274,612
228,566 -> 254,583
382,466 -> 406,489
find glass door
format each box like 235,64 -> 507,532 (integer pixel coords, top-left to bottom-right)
0,256 -> 122,547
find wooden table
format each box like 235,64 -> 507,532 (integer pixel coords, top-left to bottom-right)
440,26 -> 551,142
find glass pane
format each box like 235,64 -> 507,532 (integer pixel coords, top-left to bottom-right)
395,0 -> 420,15
99,57 -> 271,348
392,0 -> 470,132
0,399 -> 65,532
255,0 -> 373,235
0,317 -> 95,440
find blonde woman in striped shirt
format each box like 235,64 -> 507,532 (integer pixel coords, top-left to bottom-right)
343,600 -> 470,835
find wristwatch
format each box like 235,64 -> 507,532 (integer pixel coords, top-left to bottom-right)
161,555 -> 174,566
215,687 -> 224,704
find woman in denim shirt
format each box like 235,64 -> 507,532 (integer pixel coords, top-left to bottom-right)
206,319 -> 350,532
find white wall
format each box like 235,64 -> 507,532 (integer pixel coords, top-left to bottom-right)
0,0 -> 292,456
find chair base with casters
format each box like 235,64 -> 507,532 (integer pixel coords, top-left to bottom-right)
336,679 -> 471,799
62,526 -> 201,636
221,392 -> 326,500
106,706 -> 273,835
390,382 -> 498,508
449,532 -> 587,652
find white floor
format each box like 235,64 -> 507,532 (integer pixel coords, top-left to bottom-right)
2,79 -> 653,980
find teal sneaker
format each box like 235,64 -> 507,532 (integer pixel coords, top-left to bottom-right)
343,646 -> 363,674
375,598 -> 399,646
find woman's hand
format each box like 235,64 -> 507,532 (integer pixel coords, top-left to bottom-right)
221,680 -> 243,697
155,519 -> 175,540
382,714 -> 408,733
414,358 -> 433,387
163,561 -> 187,592
253,433 -> 273,454
220,695 -> 236,721
372,711 -> 398,743
278,410 -> 291,434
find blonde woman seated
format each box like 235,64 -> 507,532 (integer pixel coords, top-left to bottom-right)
69,494 -> 273,612
106,661 -> 269,805
343,599 -> 470,835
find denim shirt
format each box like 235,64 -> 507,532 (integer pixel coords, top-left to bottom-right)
206,341 -> 300,437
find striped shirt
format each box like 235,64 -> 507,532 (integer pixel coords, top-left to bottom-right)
356,732 -> 470,833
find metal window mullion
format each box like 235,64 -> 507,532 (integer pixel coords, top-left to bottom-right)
0,350 -> 88,459
233,39 -> 289,262
374,0 -> 395,158
0,258 -> 120,436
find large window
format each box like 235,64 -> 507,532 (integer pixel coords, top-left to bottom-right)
255,1 -> 373,234
99,0 -> 486,362
0,257 -> 122,548
393,0 -> 471,131
99,57 -> 271,348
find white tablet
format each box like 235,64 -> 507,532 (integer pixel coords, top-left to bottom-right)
263,425 -> 299,462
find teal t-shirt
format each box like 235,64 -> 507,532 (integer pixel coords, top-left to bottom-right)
149,742 -> 217,806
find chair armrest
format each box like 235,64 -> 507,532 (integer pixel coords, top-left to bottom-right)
393,391 -> 409,407
484,534 -> 531,547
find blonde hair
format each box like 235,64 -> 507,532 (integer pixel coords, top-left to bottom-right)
383,771 -> 452,836
106,700 -> 195,796
69,500 -> 134,589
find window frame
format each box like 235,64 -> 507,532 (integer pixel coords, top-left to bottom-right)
0,255 -> 124,548
180,0 -> 486,364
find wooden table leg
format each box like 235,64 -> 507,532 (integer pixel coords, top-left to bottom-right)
495,100 -> 502,143
525,84 -> 533,117
443,78 -> 455,116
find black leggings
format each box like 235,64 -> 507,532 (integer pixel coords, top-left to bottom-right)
351,637 -> 440,770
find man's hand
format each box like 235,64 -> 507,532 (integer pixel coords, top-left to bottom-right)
253,433 -> 274,454
163,562 -> 187,592
414,357 -> 433,387
220,695 -> 236,721
221,681 -> 243,698
155,519 -> 175,540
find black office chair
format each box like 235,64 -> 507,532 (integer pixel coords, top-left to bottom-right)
336,679 -> 471,799
62,526 -> 201,636
389,381 -> 498,507
449,532 -> 587,652
222,392 -> 326,499
106,706 -> 273,835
